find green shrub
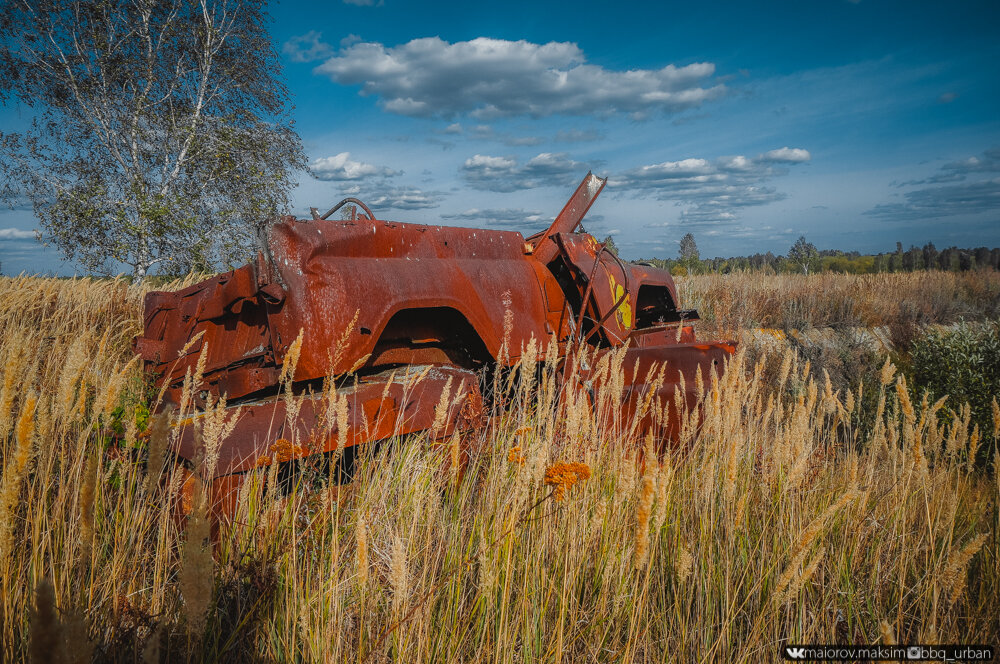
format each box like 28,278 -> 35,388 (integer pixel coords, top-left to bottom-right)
910,322 -> 1000,464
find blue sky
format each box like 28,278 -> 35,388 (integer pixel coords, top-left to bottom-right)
2,0 -> 999,274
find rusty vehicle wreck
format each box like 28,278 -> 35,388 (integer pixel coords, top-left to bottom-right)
134,173 -> 736,519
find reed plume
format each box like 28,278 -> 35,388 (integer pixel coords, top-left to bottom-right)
633,433 -> 657,569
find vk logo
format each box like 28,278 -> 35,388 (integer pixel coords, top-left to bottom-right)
785,647 -> 807,660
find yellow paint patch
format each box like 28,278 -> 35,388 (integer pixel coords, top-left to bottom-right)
607,274 -> 633,329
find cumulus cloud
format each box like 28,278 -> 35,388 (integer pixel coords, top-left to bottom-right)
304,36 -> 724,118
610,148 -> 810,225
869,147 -> 1000,221
310,152 -> 400,181
0,228 -> 36,240
461,152 -> 587,192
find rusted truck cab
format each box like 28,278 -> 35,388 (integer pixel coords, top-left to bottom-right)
135,173 -> 734,484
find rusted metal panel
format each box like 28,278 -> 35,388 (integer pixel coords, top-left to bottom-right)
263,219 -> 552,382
138,264 -> 274,406
528,172 -> 607,265
174,365 -> 481,478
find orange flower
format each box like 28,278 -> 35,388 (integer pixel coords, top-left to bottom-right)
269,438 -> 307,463
255,455 -> 273,468
507,445 -> 526,466
543,462 -> 591,501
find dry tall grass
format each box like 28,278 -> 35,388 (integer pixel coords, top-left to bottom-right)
0,273 -> 997,662
679,270 -> 1000,334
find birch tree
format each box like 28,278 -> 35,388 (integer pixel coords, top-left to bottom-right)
788,235 -> 819,275
0,0 -> 305,277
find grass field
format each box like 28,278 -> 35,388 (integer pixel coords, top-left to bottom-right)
0,272 -> 997,663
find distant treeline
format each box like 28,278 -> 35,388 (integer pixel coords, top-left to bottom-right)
637,242 -> 1000,275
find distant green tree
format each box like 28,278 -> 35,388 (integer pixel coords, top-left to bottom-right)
943,248 -> 959,271
678,232 -> 699,272
601,235 -> 619,257
788,236 -> 820,275
974,247 -> 991,268
922,242 -> 938,271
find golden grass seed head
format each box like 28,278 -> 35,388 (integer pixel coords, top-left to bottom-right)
356,515 -> 369,589
79,453 -> 99,562
0,394 -> 38,560
390,535 -> 409,611
880,358 -> 897,386
633,443 -> 656,570
880,619 -> 896,645
675,542 -> 694,584
430,376 -> 454,440
789,546 -> 825,601
653,460 -> 672,531
895,376 -> 915,423
778,350 -> 792,389
967,424 -> 981,471
448,429 -> 461,487
336,393 -> 350,452
942,533 -> 988,606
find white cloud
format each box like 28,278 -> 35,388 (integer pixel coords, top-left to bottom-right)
759,147 -> 812,163
461,152 -> 586,192
310,152 -> 400,181
610,148 -> 810,225
462,154 -> 517,178
0,228 -> 36,240
309,36 -> 724,118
